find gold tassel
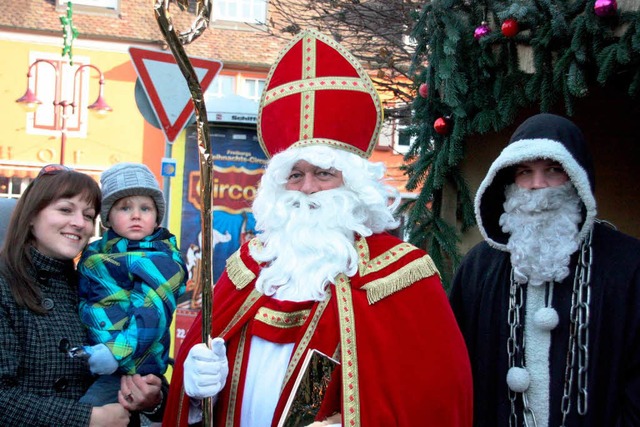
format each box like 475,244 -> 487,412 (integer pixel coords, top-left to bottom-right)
225,249 -> 256,290
362,255 -> 440,304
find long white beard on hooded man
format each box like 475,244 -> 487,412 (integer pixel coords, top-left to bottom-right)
499,182 -> 583,286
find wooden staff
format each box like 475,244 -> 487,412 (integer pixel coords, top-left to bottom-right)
153,1 -> 214,424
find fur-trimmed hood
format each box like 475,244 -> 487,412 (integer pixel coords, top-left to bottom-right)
475,113 -> 597,251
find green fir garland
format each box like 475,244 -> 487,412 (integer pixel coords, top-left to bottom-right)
406,0 -> 640,287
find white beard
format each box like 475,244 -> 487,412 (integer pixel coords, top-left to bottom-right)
499,182 -> 582,286
251,187 -> 367,302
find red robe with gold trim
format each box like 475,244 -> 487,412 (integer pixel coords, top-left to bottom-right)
164,232 -> 473,427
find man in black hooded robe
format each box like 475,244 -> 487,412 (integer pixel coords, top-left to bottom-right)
450,113 -> 640,427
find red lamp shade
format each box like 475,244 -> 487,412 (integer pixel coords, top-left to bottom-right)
88,94 -> 113,115
15,87 -> 42,112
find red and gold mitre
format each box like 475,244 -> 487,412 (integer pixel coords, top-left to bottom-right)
258,29 -> 383,159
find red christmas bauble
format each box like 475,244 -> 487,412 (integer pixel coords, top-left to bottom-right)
419,83 -> 429,98
474,22 -> 491,40
594,0 -> 618,16
501,18 -> 519,38
434,117 -> 451,135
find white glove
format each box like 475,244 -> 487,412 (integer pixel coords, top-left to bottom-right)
184,337 -> 229,399
84,343 -> 119,375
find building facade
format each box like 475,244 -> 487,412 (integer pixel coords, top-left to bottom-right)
0,0 -> 418,360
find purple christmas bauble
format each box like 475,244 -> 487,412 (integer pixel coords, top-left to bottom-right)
474,22 -> 491,40
594,0 -> 618,17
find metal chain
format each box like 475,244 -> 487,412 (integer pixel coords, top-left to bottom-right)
509,226 -> 593,427
559,280 -> 578,425
508,272 -> 526,427
522,393 -> 538,427
576,228 -> 592,415
560,227 -> 593,426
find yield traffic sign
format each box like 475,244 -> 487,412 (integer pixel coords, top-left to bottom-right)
129,47 -> 223,142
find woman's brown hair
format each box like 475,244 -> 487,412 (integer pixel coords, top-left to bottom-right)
0,168 -> 101,313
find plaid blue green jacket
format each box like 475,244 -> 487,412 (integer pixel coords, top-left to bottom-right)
78,227 -> 187,375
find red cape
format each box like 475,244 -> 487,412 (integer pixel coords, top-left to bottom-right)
164,233 -> 473,426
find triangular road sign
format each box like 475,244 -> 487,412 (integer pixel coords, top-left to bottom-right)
129,47 -> 223,142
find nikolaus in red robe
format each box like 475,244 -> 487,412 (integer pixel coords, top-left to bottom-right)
164,232 -> 473,427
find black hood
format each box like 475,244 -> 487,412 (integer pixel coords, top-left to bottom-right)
474,113 -> 597,250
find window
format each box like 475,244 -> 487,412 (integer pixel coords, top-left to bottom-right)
0,176 -> 28,199
402,24 -> 417,55
396,124 -> 415,154
204,75 -> 265,102
56,0 -> 119,15
386,105 -> 415,154
241,78 -> 265,101
205,75 -> 236,100
214,0 -> 267,23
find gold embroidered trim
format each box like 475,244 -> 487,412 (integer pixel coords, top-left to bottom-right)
225,325 -> 248,427
176,387 -> 185,425
361,255 -> 440,304
288,138 -> 368,157
248,237 -> 262,251
263,77 -> 371,107
280,289 -> 332,393
300,35 -> 316,140
254,307 -> 311,328
357,239 -> 418,277
300,90 -> 315,140
220,289 -> 263,338
354,236 -> 370,271
302,33 -> 316,80
335,273 -> 361,426
226,250 -> 255,290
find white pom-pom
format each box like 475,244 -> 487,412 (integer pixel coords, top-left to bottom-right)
533,307 -> 559,331
507,367 -> 531,393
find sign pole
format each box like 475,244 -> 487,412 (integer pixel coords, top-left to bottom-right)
161,138 -> 172,228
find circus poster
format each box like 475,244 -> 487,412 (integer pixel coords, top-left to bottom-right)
175,125 -> 267,353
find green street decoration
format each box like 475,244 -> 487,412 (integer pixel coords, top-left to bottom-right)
60,1 -> 79,65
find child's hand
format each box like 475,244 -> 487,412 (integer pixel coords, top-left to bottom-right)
84,343 -> 118,375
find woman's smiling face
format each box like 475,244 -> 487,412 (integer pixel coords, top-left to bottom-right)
31,195 -> 96,260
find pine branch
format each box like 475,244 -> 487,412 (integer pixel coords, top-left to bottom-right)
409,0 -> 640,280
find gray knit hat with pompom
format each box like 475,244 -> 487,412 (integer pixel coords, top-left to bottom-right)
100,163 -> 165,227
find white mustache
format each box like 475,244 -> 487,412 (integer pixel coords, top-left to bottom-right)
284,192 -> 329,210
291,200 -> 320,209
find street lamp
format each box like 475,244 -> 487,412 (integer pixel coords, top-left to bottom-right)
16,59 -> 112,165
